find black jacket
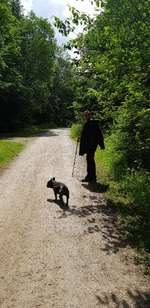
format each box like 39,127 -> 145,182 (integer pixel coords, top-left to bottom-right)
79,120 -> 105,155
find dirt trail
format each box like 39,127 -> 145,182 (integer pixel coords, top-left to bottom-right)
0,129 -> 149,308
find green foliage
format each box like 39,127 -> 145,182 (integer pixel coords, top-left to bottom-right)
18,12 -> 57,126
49,50 -> 75,126
0,140 -> 24,167
123,170 -> 150,251
70,123 -> 82,139
95,134 -> 126,178
114,102 -> 150,171
0,0 -> 21,84
21,12 -> 56,84
125,170 -> 150,210
10,0 -> 23,19
0,1 -> 75,132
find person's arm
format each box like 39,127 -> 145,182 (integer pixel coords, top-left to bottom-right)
98,125 -> 105,149
79,123 -> 87,155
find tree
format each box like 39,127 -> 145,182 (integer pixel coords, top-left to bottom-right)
20,12 -> 57,125
0,0 -> 23,131
47,49 -> 75,126
10,0 -> 23,19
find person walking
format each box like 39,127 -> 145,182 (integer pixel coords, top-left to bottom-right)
79,110 -> 105,183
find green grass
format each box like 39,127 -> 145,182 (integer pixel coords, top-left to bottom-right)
0,140 -> 24,168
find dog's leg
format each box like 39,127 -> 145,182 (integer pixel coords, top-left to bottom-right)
59,186 -> 64,204
54,191 -> 57,201
66,195 -> 69,207
59,194 -> 63,204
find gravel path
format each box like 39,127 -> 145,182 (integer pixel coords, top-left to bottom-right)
0,128 -> 149,308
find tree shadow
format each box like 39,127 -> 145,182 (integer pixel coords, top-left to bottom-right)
96,289 -> 150,307
95,199 -> 130,254
0,129 -> 59,140
82,182 -> 109,193
47,198 -> 69,210
58,197 -> 130,254
38,130 -> 59,137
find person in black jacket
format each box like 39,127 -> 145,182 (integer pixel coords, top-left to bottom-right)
79,110 -> 105,183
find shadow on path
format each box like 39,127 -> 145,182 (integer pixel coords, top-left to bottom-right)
96,289 -> 150,307
47,198 -> 69,210
0,129 -> 59,140
57,197 -> 130,255
82,181 -> 109,193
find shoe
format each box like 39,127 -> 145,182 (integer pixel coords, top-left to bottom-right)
81,176 -> 97,183
89,178 -> 97,184
81,176 -> 90,182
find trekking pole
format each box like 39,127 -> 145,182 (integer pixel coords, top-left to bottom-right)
72,138 -> 79,177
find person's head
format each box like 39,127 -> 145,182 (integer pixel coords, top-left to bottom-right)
84,110 -> 92,121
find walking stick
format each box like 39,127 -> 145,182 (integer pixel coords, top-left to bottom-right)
72,138 -> 79,177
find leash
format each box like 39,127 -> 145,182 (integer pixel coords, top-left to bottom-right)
72,138 -> 79,177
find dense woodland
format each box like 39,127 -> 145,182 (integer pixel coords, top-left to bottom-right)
0,0 -> 150,254
0,0 -> 75,131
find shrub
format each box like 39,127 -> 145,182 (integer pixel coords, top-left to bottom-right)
70,123 -> 82,139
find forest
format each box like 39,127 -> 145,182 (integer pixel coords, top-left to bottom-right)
0,0 -> 75,131
0,0 -> 150,261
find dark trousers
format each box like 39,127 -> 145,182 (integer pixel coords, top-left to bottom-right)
86,151 -> 96,180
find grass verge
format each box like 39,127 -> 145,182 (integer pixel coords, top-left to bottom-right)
0,140 -> 24,168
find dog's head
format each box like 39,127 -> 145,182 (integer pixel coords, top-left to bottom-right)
47,177 -> 55,188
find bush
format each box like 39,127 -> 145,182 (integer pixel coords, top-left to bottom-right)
96,133 -> 127,180
70,123 -> 82,139
96,135 -> 150,252
123,169 -> 150,250
124,170 -> 150,209
114,102 -> 150,172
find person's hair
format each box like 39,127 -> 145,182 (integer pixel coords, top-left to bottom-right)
84,110 -> 92,116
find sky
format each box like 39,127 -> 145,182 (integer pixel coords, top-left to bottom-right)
20,0 -> 98,45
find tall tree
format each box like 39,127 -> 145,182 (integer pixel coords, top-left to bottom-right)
19,12 -> 57,125
48,50 -> 75,126
10,0 -> 23,19
0,0 -> 23,131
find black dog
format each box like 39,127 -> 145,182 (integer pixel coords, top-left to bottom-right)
47,177 -> 69,207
